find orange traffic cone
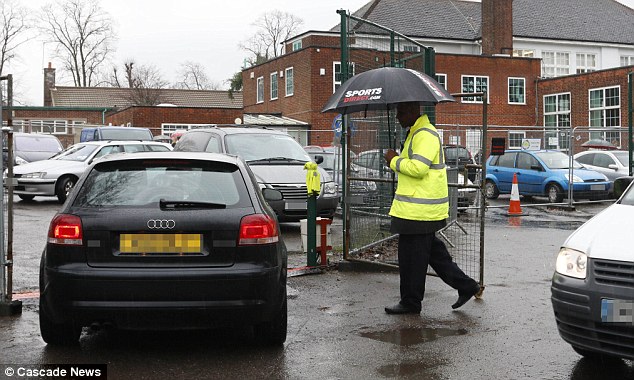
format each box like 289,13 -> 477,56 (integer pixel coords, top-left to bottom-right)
507,173 -> 526,216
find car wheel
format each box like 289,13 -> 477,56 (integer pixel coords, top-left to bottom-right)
484,180 -> 499,199
546,183 -> 564,203
39,255 -> 81,345
18,195 -> 35,201
572,345 -> 622,362
55,176 -> 76,204
254,292 -> 287,346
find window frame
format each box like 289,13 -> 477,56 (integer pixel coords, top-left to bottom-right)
435,74 -> 447,90
508,77 -> 526,105
588,85 -> 621,145
285,67 -> 294,97
270,72 -> 278,101
508,131 -> 526,149
461,75 -> 489,103
542,51 -> 570,78
256,76 -> 264,103
543,92 -> 571,150
576,53 -> 597,74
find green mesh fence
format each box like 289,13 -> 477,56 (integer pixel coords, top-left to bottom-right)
338,11 -> 486,284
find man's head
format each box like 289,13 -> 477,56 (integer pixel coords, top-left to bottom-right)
396,102 -> 421,129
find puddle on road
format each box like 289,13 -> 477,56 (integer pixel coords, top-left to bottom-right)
377,361 -> 444,378
360,326 -> 467,346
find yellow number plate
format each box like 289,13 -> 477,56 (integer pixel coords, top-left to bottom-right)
120,234 -> 202,254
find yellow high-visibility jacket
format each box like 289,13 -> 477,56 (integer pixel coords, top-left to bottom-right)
388,114 -> 449,221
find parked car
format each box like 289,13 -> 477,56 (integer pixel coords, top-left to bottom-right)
444,144 -> 477,182
304,145 -> 377,204
8,140 -> 172,203
174,127 -> 339,222
2,132 -> 63,170
80,126 -> 153,142
39,152 -> 287,345
574,150 -> 631,194
485,150 -> 611,203
551,176 -> 634,361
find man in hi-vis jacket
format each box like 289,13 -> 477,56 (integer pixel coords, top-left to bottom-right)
383,101 -> 480,314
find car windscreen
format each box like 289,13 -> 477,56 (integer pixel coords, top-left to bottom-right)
14,135 -> 62,152
535,152 -> 583,169
73,159 -> 252,208
100,129 -> 152,140
225,133 -> 311,162
612,151 -> 629,166
54,144 -> 99,162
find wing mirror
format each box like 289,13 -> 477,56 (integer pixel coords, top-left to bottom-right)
613,176 -> 634,199
262,188 -> 283,201
313,155 -> 324,165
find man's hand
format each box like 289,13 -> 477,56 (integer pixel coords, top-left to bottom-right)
384,149 -> 398,164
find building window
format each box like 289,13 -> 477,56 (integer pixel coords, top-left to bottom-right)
435,74 -> 447,90
256,76 -> 264,103
508,77 -> 526,104
270,72 -> 278,100
285,67 -> 294,97
589,86 -> 621,146
161,123 -> 215,137
576,53 -> 597,74
402,45 -> 419,52
513,49 -> 535,58
461,75 -> 488,103
508,131 -> 526,149
292,40 -> 302,51
543,93 -> 571,150
621,55 -> 634,66
15,120 -> 68,134
333,61 -> 355,93
542,51 -> 570,78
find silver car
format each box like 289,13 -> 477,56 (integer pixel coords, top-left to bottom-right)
7,140 -> 172,203
551,176 -> 634,361
574,150 -> 631,195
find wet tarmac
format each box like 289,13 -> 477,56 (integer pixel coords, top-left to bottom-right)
1,196 -> 634,379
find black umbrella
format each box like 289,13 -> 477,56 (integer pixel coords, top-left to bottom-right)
321,67 -> 455,114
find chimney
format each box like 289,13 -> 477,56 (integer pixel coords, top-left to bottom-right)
43,62 -> 56,106
481,0 -> 513,56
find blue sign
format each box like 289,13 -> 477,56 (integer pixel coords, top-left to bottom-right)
331,114 -> 355,138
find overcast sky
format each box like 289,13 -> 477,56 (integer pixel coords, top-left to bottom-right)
8,0 -> 634,107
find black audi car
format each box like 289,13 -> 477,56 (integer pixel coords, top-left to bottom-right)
39,152 -> 287,345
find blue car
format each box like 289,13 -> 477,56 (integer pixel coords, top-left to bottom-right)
485,150 -> 611,203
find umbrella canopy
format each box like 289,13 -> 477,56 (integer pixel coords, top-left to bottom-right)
321,67 -> 455,114
581,139 -> 618,150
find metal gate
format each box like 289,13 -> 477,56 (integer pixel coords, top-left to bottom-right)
337,11 -> 487,283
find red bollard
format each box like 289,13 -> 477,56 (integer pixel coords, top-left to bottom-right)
315,218 -> 333,267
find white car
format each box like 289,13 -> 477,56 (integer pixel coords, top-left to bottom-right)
551,176 -> 634,361
7,140 -> 172,203
574,150 -> 630,194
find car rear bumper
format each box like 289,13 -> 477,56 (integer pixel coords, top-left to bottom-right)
41,263 -> 286,330
551,272 -> 634,360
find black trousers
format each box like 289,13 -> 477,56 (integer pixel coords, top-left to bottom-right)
397,232 -> 478,310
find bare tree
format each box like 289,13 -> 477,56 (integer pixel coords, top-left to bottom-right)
108,59 -> 168,106
0,0 -> 32,77
239,10 -> 303,65
39,0 -> 115,87
174,61 -> 222,90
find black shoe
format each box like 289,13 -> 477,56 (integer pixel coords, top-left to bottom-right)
385,303 -> 420,315
452,284 -> 481,310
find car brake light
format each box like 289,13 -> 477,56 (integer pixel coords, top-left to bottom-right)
238,214 -> 279,245
48,214 -> 83,245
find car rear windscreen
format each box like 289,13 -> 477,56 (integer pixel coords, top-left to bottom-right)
73,159 -> 252,208
100,129 -> 152,140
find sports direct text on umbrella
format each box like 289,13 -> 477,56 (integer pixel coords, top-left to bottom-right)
344,87 -> 383,102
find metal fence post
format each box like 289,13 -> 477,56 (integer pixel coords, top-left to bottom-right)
0,74 -> 21,315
